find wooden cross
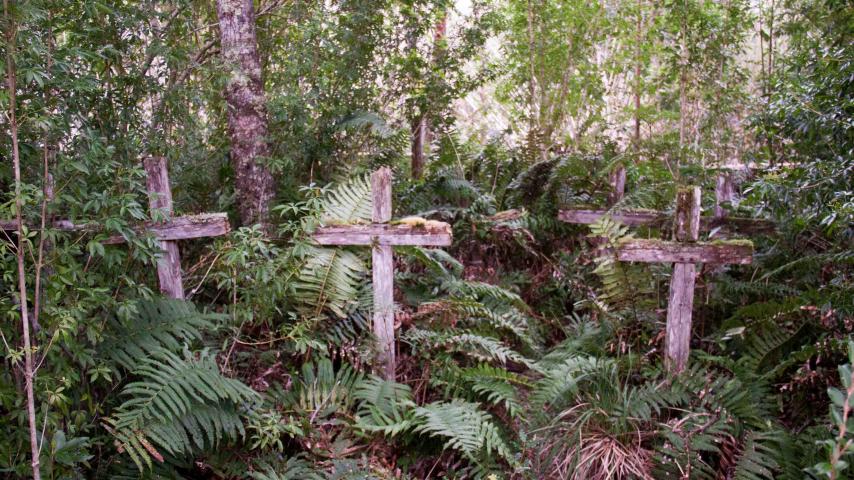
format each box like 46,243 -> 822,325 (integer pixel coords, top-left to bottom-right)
568,186 -> 754,372
312,167 -> 452,380
1,157 -> 231,299
559,170 -> 775,236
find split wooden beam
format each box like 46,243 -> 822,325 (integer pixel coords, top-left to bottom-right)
312,167 -> 452,380
0,158 -> 231,299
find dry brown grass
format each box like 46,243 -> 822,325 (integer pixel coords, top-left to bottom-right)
531,425 -> 654,480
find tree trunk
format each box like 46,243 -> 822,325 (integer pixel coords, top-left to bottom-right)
4,1 -> 42,476
216,0 -> 275,227
411,115 -> 427,180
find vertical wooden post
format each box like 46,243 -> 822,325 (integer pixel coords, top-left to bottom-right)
608,165 -> 627,206
714,170 -> 735,219
665,186 -> 700,373
144,157 -> 184,299
371,167 -> 395,379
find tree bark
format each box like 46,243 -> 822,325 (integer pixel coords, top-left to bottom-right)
215,0 -> 275,227
411,115 -> 427,180
4,1 -> 42,476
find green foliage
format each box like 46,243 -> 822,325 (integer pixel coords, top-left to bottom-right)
98,299 -> 220,370
808,340 -> 854,479
588,216 -> 652,313
104,348 -> 256,470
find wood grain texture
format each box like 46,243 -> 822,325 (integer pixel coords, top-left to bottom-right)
665,262 -> 696,373
371,166 -> 395,379
665,186 -> 700,373
313,224 -> 452,246
615,239 -> 753,264
558,209 -> 665,226
372,244 -> 395,380
673,186 -> 701,242
144,157 -> 184,299
715,171 -> 736,219
557,209 -> 774,235
608,165 -> 626,206
372,167 -> 392,223
101,213 -> 231,244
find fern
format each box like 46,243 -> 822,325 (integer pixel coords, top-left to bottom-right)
353,376 -> 417,436
319,173 -> 373,224
99,299 -> 219,370
399,246 -> 463,278
248,457 -> 325,480
730,430 -> 783,480
293,245 -> 367,319
459,364 -> 528,417
588,216 -> 652,312
275,358 -> 363,422
412,400 -> 514,462
104,348 -> 257,470
404,328 -> 534,368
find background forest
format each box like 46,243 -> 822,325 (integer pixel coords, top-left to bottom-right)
1,0 -> 852,478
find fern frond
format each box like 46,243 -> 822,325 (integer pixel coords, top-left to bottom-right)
276,358 -> 364,420
460,364 -> 529,417
249,457 -> 325,480
99,299 -> 219,370
319,173 -> 373,224
293,245 -> 367,319
399,246 -> 463,278
412,400 -> 514,461
105,348 -> 257,471
404,328 -> 533,368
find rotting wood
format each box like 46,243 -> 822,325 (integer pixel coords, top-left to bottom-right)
616,239 -> 753,264
1,213 -> 231,243
372,167 -> 396,381
558,208 -> 775,235
665,186 -> 701,373
145,157 -> 184,299
310,167 -> 453,381
101,213 -> 231,244
313,224 -> 452,246
715,170 -> 736,219
608,165 -> 627,206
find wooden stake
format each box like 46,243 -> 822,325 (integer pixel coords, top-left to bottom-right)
665,186 -> 701,373
144,157 -> 184,299
715,170 -> 735,219
608,165 -> 627,206
371,167 -> 395,379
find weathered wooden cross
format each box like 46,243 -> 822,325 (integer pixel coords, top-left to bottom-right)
564,186 -> 754,372
1,157 -> 231,299
559,169 -> 775,236
312,167 -> 452,380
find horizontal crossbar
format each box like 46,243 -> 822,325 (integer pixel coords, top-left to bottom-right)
102,213 -> 231,244
313,223 -> 452,246
2,213 -> 231,244
615,238 -> 753,264
559,209 -> 775,234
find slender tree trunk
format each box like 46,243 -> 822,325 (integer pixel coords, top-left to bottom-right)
4,1 -> 42,477
410,13 -> 447,180
633,0 -> 642,145
215,0 -> 275,227
411,116 -> 427,179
